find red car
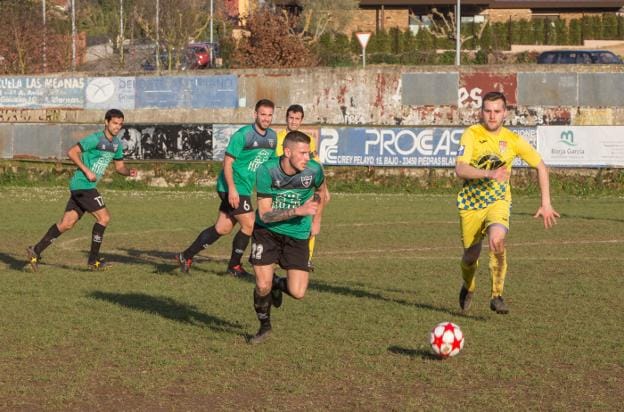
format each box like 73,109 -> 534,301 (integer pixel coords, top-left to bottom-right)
184,43 -> 212,69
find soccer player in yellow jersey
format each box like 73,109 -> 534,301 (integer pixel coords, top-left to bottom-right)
455,91 -> 559,314
275,105 -> 330,271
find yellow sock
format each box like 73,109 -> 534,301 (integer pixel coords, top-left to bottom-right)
308,236 -> 316,262
461,260 -> 478,292
489,249 -> 507,298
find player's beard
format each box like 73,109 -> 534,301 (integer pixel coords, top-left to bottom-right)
290,158 -> 307,173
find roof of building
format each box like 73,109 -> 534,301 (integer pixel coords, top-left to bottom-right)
358,0 -> 624,8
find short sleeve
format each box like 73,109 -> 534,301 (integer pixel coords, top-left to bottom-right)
256,164 -> 272,197
456,128 -> 475,164
313,162 -> 325,187
225,129 -> 246,159
514,136 -> 542,168
78,133 -> 99,152
114,138 -> 124,160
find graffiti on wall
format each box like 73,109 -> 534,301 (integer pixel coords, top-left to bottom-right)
120,124 -> 213,160
458,73 -> 518,108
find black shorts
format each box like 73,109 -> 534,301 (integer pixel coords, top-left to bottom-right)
65,189 -> 106,218
218,191 -> 253,216
249,226 -> 310,271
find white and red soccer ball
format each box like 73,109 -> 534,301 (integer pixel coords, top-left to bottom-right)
430,322 -> 464,358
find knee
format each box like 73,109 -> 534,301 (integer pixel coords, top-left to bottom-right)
97,213 -> 111,226
289,290 -> 305,300
489,238 -> 505,254
58,221 -> 74,232
462,251 -> 480,265
256,282 -> 272,296
58,217 -> 77,231
239,220 -> 254,235
214,221 -> 232,236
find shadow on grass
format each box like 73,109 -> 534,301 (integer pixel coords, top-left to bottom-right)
88,291 -> 243,334
0,252 -> 29,271
309,279 -> 487,321
388,345 -> 441,360
111,248 -> 253,279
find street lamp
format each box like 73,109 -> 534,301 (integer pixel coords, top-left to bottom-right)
156,0 -> 160,73
71,0 -> 76,70
42,0 -> 47,73
456,0 -> 461,66
120,0 -> 124,64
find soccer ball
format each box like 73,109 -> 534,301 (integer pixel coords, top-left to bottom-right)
430,322 -> 464,358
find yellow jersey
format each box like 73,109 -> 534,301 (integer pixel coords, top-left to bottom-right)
456,124 -> 542,210
276,129 -> 318,161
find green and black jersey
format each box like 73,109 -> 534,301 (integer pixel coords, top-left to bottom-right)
255,157 -> 324,240
216,124 -> 277,196
69,131 -> 124,191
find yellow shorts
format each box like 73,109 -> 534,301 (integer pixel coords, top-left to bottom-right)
459,200 -> 510,249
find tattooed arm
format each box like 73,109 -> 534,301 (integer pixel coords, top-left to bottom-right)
258,196 -> 319,223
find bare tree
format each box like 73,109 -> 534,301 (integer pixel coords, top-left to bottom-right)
285,0 -> 359,44
0,0 -> 72,74
426,8 -> 488,48
133,0 -> 210,70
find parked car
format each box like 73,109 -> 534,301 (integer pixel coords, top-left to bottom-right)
537,50 -> 623,64
182,42 -> 219,70
141,43 -> 220,71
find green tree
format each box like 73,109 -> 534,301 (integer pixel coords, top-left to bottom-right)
602,14 -> 618,39
568,19 -> 582,44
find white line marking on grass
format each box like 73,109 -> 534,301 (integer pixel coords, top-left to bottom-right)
319,238 -> 624,256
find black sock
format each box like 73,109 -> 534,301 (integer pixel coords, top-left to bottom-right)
273,275 -> 292,297
34,224 -> 62,256
88,223 -> 106,263
228,230 -> 251,268
253,288 -> 272,326
183,226 -> 220,259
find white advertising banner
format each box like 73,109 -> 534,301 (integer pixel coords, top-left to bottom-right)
538,126 -> 624,167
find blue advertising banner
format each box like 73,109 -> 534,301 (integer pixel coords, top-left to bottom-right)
0,77 -> 85,108
190,75 -> 238,108
319,127 -> 537,167
136,75 -> 237,109
85,77 -> 135,109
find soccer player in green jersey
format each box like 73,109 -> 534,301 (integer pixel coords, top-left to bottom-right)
27,109 -> 137,272
177,99 -> 277,276
275,104 -> 330,271
248,131 -> 326,344
455,92 -> 559,314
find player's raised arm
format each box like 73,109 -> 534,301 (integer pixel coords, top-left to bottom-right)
533,160 -> 560,229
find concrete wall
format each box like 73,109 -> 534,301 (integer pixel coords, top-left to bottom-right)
3,66 -> 624,128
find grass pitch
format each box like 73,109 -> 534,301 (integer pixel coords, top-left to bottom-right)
1,187 -> 623,410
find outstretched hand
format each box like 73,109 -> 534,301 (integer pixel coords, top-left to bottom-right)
534,205 -> 560,229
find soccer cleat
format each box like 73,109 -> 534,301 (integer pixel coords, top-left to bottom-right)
459,285 -> 473,313
271,274 -> 283,309
227,264 -> 251,277
490,296 -> 509,314
249,323 -> 272,345
177,253 -> 192,273
26,246 -> 40,272
88,258 -> 111,271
